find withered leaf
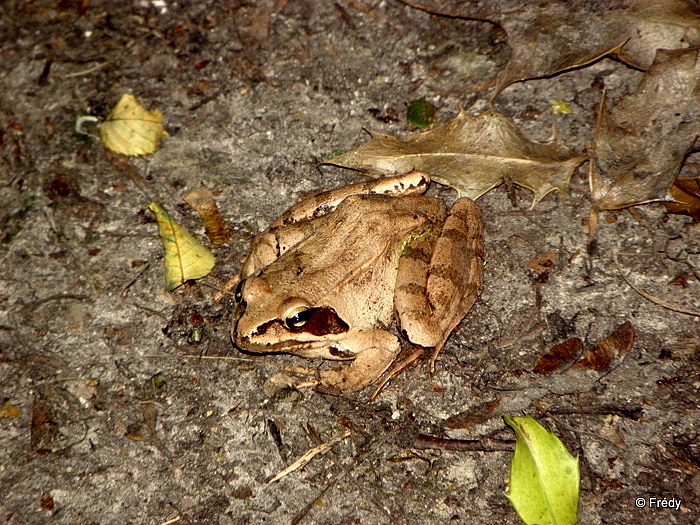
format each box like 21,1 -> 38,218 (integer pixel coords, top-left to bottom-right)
402,0 -> 700,93
589,48 -> 700,211
665,177 -> 700,221
325,110 -> 584,205
40,492 -> 55,511
527,251 -> 556,284
445,396 -> 503,429
533,337 -> 583,375
31,398 -> 57,452
572,321 -> 635,372
234,3 -> 271,46
183,188 -> 231,245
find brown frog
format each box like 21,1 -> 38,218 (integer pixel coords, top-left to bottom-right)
231,171 -> 484,392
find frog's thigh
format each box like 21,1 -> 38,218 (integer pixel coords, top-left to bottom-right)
395,198 -> 484,348
319,328 -> 401,392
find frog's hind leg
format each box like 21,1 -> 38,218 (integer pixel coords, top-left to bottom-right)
394,197 -> 484,373
269,170 -> 430,228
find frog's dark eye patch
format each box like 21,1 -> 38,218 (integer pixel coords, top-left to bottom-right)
287,307 -> 349,336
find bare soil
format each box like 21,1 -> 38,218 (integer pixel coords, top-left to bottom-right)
1,2 -> 698,524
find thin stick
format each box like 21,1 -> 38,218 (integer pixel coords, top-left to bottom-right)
613,252 -> 700,317
140,354 -> 255,362
269,430 -> 351,483
64,62 -> 108,77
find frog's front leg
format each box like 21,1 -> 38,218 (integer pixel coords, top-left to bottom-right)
318,328 -> 401,392
394,197 -> 484,370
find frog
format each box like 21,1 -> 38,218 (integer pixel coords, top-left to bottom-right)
230,170 -> 484,392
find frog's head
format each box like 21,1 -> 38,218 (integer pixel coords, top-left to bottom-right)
231,275 -> 350,355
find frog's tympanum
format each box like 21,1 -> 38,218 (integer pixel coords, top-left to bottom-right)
231,171 -> 484,392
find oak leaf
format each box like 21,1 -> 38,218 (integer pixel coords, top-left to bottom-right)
324,110 -> 584,205
589,48 -> 700,211
401,0 -> 700,93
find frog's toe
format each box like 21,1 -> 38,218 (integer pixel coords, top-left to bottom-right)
319,329 -> 401,392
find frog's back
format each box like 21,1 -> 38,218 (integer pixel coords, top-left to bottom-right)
266,194 -> 446,327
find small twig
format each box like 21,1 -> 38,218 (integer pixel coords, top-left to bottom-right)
613,252 -> 700,317
131,303 -> 170,320
29,294 -> 89,310
289,429 -> 397,525
140,353 -> 255,362
413,434 -> 515,452
64,62 -> 108,78
121,261 -> 150,297
158,517 -> 181,525
269,429 -> 351,483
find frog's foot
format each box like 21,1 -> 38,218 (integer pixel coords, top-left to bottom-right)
318,328 -> 401,392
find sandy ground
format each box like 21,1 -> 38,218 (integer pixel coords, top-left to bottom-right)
1,1 -> 698,524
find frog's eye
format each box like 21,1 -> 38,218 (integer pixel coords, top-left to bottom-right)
234,279 -> 246,304
284,306 -> 311,331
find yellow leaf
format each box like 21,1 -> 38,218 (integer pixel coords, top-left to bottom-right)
550,100 -> 572,114
149,201 -> 215,291
0,400 -> 20,419
100,94 -> 167,156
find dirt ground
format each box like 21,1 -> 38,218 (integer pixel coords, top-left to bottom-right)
1,1 -> 699,524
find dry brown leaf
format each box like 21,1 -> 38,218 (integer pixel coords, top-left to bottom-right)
665,177 -> 700,221
572,321 -> 635,372
589,48 -> 700,211
183,188 -> 231,245
31,398 -> 56,452
401,0 -> 700,93
533,337 -> 584,375
324,109 -> 584,205
527,251 -> 556,283
235,3 -> 271,45
444,396 -> 503,429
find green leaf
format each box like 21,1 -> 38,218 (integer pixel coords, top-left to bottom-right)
503,414 -> 579,525
406,98 -> 436,129
149,201 -> 216,291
